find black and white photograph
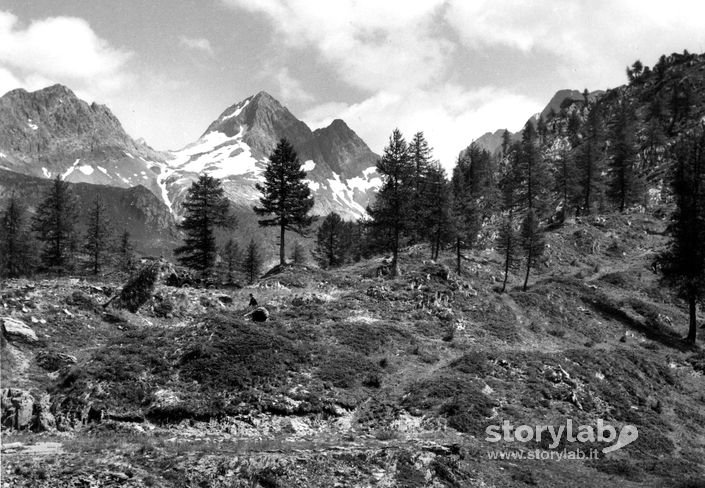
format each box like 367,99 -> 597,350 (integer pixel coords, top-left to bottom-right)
1,1 -> 705,486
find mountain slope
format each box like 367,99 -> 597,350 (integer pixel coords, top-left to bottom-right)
0,168 -> 178,254
163,91 -> 381,219
0,85 -> 168,198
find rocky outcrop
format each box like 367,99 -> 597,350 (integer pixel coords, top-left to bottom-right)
1,317 -> 38,343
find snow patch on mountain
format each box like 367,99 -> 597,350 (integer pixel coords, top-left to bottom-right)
27,119 -> 38,130
42,167 -> 51,178
169,127 -> 262,180
306,180 -> 320,191
61,159 -> 80,180
97,166 -> 108,175
326,173 -> 367,215
78,165 -> 94,175
302,160 -> 315,172
222,99 -> 250,121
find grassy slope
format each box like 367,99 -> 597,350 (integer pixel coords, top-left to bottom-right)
2,210 -> 705,487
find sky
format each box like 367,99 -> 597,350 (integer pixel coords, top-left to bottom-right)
2,0 -> 705,172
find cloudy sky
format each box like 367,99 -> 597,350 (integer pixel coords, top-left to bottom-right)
2,0 -> 705,171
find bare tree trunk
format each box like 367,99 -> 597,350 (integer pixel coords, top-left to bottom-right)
280,224 -> 286,266
456,237 -> 461,274
687,293 -> 697,344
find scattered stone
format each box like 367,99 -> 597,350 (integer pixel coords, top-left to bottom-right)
2,316 -> 38,343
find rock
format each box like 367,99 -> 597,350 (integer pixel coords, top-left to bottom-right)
217,295 -> 234,305
66,290 -> 98,311
250,307 -> 269,322
1,388 -> 35,430
2,317 -> 38,343
36,394 -> 56,432
36,351 -> 77,371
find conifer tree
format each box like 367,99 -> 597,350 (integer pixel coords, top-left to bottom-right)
497,216 -> 520,293
425,162 -> 454,260
408,131 -> 433,243
497,142 -> 522,292
315,212 -> 347,269
520,209 -> 546,291
0,194 -> 34,277
254,139 -> 315,266
608,95 -> 644,212
241,238 -> 263,284
116,230 -> 135,273
576,101 -> 605,214
657,126 -> 705,344
84,196 -> 112,274
174,174 -> 234,277
450,155 -> 480,273
32,176 -> 78,273
221,238 -> 240,284
368,129 -> 414,276
290,241 -> 307,265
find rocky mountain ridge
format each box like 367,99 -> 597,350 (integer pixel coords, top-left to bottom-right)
0,86 -> 380,221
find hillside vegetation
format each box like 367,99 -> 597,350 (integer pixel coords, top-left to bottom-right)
2,208 -> 705,487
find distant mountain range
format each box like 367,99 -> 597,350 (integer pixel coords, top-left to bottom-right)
162,91 -> 381,219
0,85 -> 380,224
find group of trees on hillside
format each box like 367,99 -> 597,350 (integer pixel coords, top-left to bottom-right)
1,177 -> 135,277
173,138 -> 315,284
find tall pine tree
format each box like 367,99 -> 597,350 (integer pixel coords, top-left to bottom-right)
608,95 -> 644,212
84,195 -> 112,274
221,238 -> 240,284
0,193 -> 34,277
175,174 -> 234,277
32,176 -> 78,273
408,131 -> 433,243
368,129 -> 414,277
241,238 -> 263,284
576,100 -> 606,214
254,139 -> 315,266
315,212 -> 347,269
658,125 -> 705,344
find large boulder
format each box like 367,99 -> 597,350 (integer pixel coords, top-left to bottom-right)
2,317 -> 38,344
1,388 -> 34,430
250,307 -> 269,323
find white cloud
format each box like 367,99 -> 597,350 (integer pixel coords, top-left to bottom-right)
304,86 -> 542,172
0,11 -> 132,98
444,0 -> 705,89
275,67 -> 314,102
179,36 -> 214,57
221,0 -> 451,92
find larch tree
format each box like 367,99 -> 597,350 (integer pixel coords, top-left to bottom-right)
408,131 -> 433,243
84,195 -> 112,274
608,95 -> 644,212
241,238 -> 263,284
254,138 -> 315,266
657,125 -> 705,344
315,212 -> 347,269
450,155 -> 480,274
221,238 -> 240,284
577,100 -> 606,215
0,193 -> 34,277
174,174 -> 234,277
368,129 -> 414,277
32,176 -> 78,273
116,230 -> 135,273
290,241 -> 307,265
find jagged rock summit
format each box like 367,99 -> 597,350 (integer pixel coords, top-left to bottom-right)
0,84 -> 167,197
163,91 -> 381,219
